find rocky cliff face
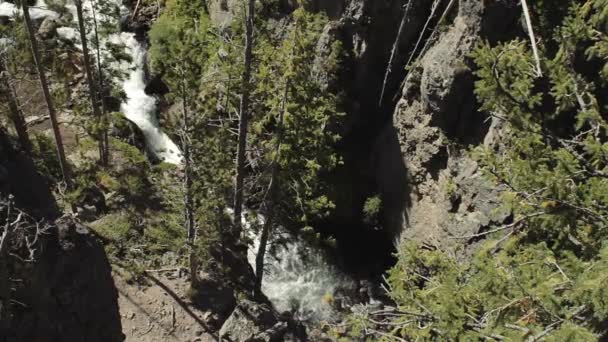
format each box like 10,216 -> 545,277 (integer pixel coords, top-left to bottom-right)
387,0 -> 520,249
0,132 -> 124,342
207,0 -> 524,272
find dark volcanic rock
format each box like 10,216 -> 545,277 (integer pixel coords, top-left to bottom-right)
1,218 -> 124,342
219,299 -> 293,342
0,129 -> 58,219
0,130 -> 124,342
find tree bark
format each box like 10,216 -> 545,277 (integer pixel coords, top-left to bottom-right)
232,0 -> 255,242
0,59 -> 32,152
75,0 -> 106,165
21,1 -> 71,188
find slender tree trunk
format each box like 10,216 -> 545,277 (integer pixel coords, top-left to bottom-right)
254,79 -> 288,298
521,0 -> 542,77
0,59 -> 32,152
75,0 -> 106,165
180,69 -> 197,287
21,1 -> 71,188
379,0 -> 412,106
404,0 -> 441,74
232,0 -> 255,242
90,0 -> 110,165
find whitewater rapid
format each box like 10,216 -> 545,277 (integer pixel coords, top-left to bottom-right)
244,214 -> 356,322
1,0 -> 182,164
117,33 -> 183,164
0,0 -> 58,21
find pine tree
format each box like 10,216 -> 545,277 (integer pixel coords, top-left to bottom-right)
251,8 -> 344,293
75,0 -> 106,165
232,0 -> 255,242
20,0 -> 71,188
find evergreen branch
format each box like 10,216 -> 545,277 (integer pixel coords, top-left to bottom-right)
365,327 -> 408,342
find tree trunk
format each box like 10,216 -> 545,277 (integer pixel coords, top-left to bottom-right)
75,0 -> 106,165
90,0 -> 109,165
232,0 -> 255,242
180,70 -> 197,288
521,0 -> 542,77
0,59 -> 32,152
21,1 -> 71,188
254,79 -> 288,298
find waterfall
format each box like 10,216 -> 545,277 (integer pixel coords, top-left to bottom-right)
1,0 -> 183,164
85,1 -> 183,164
0,0 -> 59,21
115,32 -> 183,164
244,214 -> 356,322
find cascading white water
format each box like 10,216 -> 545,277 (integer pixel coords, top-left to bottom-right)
1,0 -> 182,165
115,32 -> 183,164
245,216 -> 356,322
0,0 -> 58,21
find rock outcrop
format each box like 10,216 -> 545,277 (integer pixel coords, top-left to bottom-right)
219,299 -> 302,342
1,218 -> 125,342
0,131 -> 124,342
388,0 -> 520,250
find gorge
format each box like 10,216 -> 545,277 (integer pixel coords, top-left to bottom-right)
2,0 -> 608,341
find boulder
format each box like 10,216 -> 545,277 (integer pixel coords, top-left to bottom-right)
37,17 -> 58,39
190,272 -> 236,330
219,300 -> 289,342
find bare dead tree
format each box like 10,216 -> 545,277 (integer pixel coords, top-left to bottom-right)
521,0 -> 542,77
0,196 -> 51,329
20,0 -> 72,188
232,0 -> 255,242
0,196 -> 15,328
379,0 -> 413,106
404,0 -> 441,72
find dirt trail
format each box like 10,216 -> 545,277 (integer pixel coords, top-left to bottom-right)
115,271 -> 217,342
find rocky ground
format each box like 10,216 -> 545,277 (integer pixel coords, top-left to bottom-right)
114,270 -> 217,342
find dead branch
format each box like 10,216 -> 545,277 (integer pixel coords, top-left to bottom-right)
521,0 -> 542,77
379,0 -> 413,105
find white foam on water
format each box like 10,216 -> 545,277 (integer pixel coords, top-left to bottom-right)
244,213 -> 355,322
0,0 -> 59,21
1,0 -> 183,164
116,32 -> 183,164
